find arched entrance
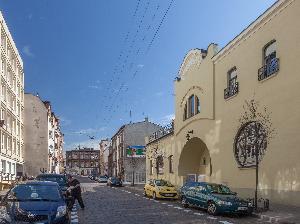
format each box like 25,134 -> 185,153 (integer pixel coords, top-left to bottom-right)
178,137 -> 211,183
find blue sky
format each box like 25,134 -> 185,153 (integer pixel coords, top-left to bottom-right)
0,0 -> 275,150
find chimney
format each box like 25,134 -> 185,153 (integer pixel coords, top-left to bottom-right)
145,117 -> 149,123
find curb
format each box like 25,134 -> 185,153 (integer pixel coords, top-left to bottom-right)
252,213 -> 296,224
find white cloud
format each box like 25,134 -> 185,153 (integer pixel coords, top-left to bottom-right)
22,45 -> 34,57
88,85 -> 101,89
59,117 -> 71,126
155,114 -> 175,126
155,91 -> 164,97
28,14 -> 33,20
137,64 -> 144,68
64,139 -> 100,151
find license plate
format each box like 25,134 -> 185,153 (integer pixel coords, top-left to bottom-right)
165,194 -> 173,196
238,207 -> 248,211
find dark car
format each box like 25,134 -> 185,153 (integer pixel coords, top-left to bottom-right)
0,181 -> 71,224
107,177 -> 122,187
36,174 -> 68,196
180,182 -> 253,216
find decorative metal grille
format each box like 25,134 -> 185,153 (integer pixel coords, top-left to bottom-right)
148,122 -> 174,143
258,57 -> 279,81
224,81 -> 239,99
234,121 -> 267,167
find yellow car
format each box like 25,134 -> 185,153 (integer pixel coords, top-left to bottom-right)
144,179 -> 178,200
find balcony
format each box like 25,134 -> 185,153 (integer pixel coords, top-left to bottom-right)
258,58 -> 279,81
224,82 -> 239,99
148,122 -> 174,144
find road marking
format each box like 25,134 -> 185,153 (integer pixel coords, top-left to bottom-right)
167,204 -> 173,207
70,206 -> 79,224
174,206 -> 183,210
135,194 -> 139,196
207,216 -> 218,220
162,202 -> 166,204
194,212 -> 204,216
219,221 -> 234,224
153,200 -> 159,203
184,209 -> 191,212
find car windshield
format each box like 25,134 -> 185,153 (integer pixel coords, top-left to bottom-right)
8,184 -> 61,202
207,184 -> 234,195
100,176 -> 107,179
155,180 -> 173,187
36,176 -> 67,186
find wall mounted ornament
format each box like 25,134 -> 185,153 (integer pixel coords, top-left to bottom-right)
234,97 -> 276,168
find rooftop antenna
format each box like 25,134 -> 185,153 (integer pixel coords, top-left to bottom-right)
129,110 -> 132,123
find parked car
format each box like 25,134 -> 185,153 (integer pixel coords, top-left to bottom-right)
96,176 -> 108,183
107,177 -> 122,187
0,181 -> 71,223
178,181 -> 202,199
36,174 -> 68,197
144,179 -> 178,200
180,182 -> 253,215
88,174 -> 96,180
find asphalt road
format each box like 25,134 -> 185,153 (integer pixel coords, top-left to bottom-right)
74,176 -> 270,224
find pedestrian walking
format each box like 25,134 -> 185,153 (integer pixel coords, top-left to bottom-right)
67,175 -> 85,210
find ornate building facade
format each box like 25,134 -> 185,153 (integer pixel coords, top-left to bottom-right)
146,0 -> 300,206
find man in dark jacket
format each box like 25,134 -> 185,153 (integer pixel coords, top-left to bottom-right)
67,175 -> 85,209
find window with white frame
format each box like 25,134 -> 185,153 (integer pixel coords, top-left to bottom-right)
183,94 -> 201,121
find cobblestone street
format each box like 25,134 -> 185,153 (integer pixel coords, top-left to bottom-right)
76,177 -> 271,224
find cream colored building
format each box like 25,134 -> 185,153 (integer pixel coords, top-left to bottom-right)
0,11 -> 25,182
146,0 -> 300,206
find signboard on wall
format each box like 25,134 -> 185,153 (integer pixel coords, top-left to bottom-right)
126,145 -> 146,158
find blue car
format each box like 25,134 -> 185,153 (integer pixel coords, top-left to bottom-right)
36,174 -> 68,196
0,181 -> 71,223
181,182 -> 253,216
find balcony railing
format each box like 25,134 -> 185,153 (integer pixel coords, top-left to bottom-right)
258,58 -> 279,81
148,122 -> 174,144
224,82 -> 239,99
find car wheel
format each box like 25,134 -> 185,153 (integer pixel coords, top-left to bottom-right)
152,192 -> 157,200
181,196 -> 188,208
207,201 -> 218,216
144,190 -> 147,197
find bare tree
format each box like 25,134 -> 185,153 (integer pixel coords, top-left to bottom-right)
235,97 -> 276,210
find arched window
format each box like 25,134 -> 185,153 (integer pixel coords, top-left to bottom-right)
264,40 -> 276,65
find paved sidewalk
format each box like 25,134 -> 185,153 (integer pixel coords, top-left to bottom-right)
253,203 -> 300,224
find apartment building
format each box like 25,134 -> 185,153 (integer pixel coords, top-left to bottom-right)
0,12 -> 25,182
24,94 -> 64,176
99,138 -> 110,176
66,147 -> 100,176
109,118 -> 160,183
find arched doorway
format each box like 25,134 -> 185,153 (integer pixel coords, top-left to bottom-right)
178,137 -> 211,183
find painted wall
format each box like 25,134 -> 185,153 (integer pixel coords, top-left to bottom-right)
146,0 -> 300,206
24,94 -> 49,177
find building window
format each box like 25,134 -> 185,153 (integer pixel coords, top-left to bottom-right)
195,96 -> 200,114
188,95 -> 195,117
2,160 -> 6,173
258,40 -> 279,81
150,160 -> 153,175
224,67 -> 239,99
168,155 -> 173,173
183,94 -> 201,121
156,156 -> 164,175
